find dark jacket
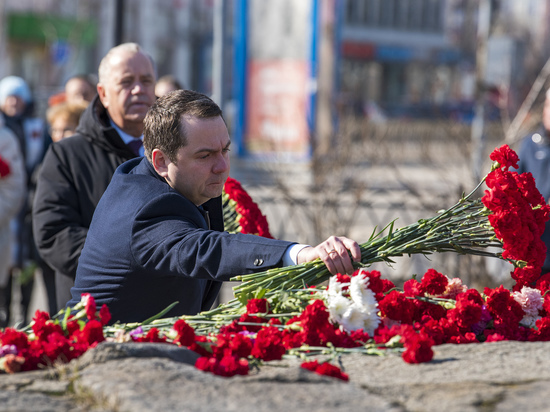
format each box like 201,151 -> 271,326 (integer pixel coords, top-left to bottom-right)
32,96 -> 138,294
67,157 -> 294,323
517,128 -> 550,272
2,108 -> 51,268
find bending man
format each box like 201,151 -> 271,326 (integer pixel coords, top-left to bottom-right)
68,90 -> 361,323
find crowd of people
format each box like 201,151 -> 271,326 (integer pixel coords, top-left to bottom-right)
0,73 -> 96,326
3,41 -> 550,328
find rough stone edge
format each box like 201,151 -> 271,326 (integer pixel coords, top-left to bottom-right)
74,341 -> 200,370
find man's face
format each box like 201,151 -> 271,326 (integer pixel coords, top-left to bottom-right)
65,78 -> 95,104
164,115 -> 231,206
97,51 -> 156,136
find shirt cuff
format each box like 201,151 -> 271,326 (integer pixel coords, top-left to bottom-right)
283,244 -> 311,266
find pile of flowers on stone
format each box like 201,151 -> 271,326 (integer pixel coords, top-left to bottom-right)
0,294 -> 110,373
2,145 -> 550,381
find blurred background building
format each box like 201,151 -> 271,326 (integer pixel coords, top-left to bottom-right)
0,0 -> 549,157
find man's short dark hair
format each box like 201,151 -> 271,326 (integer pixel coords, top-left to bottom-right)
143,89 -> 223,162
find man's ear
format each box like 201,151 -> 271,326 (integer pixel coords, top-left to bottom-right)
151,149 -> 170,178
97,83 -> 108,108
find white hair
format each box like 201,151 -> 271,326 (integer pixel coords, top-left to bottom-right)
98,43 -> 156,83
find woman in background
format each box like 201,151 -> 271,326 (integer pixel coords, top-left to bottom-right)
46,101 -> 88,143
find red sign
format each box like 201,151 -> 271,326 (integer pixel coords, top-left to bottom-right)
245,60 -> 310,158
341,41 -> 375,59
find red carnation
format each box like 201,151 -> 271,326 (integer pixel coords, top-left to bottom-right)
246,298 -> 269,314
99,304 -> 111,326
187,335 -> 211,357
485,286 -> 524,326
173,319 -> 196,347
196,355 -> 249,377
84,295 -> 97,321
489,144 -> 519,170
212,332 -> 253,360
237,313 -> 267,332
447,294 -> 483,331
0,328 -> 30,350
403,278 -> 423,297
400,327 -> 434,364
133,328 -> 168,343
251,326 -> 286,361
420,269 -> 448,296
529,317 -> 550,341
301,360 -> 349,381
379,290 -> 416,324
73,319 -> 105,347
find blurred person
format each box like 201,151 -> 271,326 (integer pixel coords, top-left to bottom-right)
67,89 -> 360,323
47,74 -> 96,107
0,117 -> 26,328
155,74 -> 183,98
46,101 -> 88,143
0,75 -> 51,324
33,43 -> 157,311
64,74 -> 97,105
517,87 -> 550,278
30,100 -> 87,314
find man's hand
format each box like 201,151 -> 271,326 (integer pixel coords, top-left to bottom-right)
296,236 -> 361,275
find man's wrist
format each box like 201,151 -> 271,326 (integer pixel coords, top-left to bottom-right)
283,244 -> 311,266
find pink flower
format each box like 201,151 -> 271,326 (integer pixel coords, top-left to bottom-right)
443,277 -> 468,299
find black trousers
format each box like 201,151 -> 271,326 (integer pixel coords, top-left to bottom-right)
0,271 -> 34,328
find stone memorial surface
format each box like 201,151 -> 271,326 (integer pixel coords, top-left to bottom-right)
1,340 -> 549,412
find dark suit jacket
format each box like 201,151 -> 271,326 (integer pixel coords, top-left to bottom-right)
67,157 -> 294,323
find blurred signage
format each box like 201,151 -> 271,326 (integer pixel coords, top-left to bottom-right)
246,60 -> 310,158
243,0 -> 312,159
7,13 -> 96,45
341,41 -> 375,59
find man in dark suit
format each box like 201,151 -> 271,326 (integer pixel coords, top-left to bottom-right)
67,90 -> 361,324
33,43 -> 156,311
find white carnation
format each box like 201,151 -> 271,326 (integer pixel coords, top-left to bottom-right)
326,293 -> 351,325
361,310 -> 381,337
340,303 -> 381,336
325,276 -> 347,299
340,303 -> 368,332
349,273 -> 377,308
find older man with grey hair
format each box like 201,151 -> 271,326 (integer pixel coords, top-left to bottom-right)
32,43 -> 157,311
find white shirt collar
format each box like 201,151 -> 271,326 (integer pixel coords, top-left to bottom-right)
109,118 -> 144,156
